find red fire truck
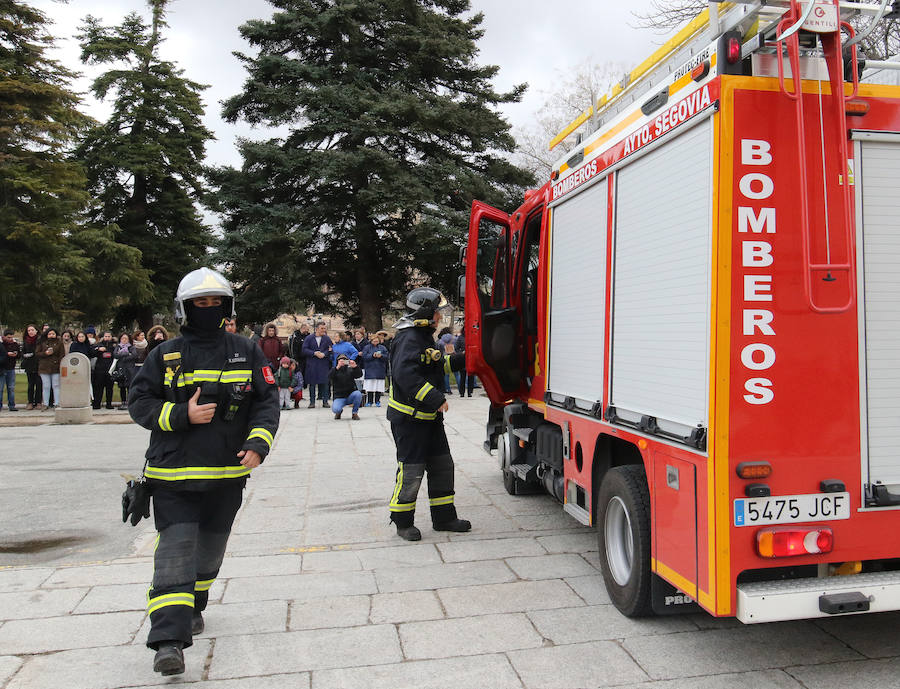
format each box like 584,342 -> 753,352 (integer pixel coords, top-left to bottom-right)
463,0 -> 900,622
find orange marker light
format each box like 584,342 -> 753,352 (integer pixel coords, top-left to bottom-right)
691,61 -> 710,81
846,100 -> 869,116
736,461 -> 772,479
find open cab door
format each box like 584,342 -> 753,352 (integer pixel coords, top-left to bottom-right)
464,200 -> 522,406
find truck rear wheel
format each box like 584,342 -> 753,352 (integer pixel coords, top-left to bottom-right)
596,465 -> 653,617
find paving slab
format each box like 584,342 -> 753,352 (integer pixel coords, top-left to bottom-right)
399,612 -> 544,659
134,675 -> 310,689
565,575 -> 613,605
223,570 -> 377,604
312,653 -> 524,689
505,553 -> 599,580
219,553 -> 304,578
0,656 -> 22,686
508,640 -> 650,688
300,549 -> 362,572
608,669 -> 804,689
527,604 -> 698,643
370,591 -> 445,624
787,658 -> 900,689
0,567 -> 53,593
536,532 -> 599,554
438,579 -> 585,617
208,625 -> 401,679
0,610 -> 144,654
356,543 -> 442,570
41,562 -> 152,588
812,610 -> 900,658
288,594 -> 370,630
0,586 -> 87,619
7,639 -> 212,689
375,559 -> 516,593
436,536 -> 546,562
623,623 -> 863,680
72,583 -> 147,614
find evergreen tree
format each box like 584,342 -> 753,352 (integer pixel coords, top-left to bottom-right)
0,0 -> 149,326
215,0 -> 534,330
76,0 -> 213,331
0,1 -> 86,323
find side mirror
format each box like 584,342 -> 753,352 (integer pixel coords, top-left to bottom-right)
457,275 -> 465,305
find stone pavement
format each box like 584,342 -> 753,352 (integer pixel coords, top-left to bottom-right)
1,395 -> 899,689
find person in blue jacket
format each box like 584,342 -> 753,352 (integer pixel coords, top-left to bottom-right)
361,333 -> 389,406
302,321 -> 333,407
332,330 -> 359,364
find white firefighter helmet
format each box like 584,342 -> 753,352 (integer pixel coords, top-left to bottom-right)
174,267 -> 235,324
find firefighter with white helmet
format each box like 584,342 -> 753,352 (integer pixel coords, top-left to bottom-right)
387,287 -> 471,540
127,267 -> 279,676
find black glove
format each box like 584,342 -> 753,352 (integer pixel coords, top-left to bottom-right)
121,478 -> 151,526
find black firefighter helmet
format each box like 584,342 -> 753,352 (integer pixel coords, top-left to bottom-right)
404,287 -> 448,321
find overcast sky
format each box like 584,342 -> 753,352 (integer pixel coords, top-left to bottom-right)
32,0 -> 672,168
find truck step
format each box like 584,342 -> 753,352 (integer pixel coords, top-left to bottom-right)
736,570 -> 900,623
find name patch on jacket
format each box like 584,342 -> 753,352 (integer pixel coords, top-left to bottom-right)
228,355 -> 247,364
163,352 -> 182,361
262,366 -> 275,385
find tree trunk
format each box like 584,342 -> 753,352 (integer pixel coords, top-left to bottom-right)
354,211 -> 384,332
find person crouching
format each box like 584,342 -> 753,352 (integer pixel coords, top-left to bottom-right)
329,354 -> 362,420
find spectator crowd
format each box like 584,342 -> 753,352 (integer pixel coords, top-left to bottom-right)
0,320 -> 476,419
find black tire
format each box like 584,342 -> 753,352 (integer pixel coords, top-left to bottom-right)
596,464 -> 653,617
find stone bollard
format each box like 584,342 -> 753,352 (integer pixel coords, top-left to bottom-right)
55,352 -> 93,424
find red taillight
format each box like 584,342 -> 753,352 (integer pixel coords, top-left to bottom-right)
726,37 -> 741,64
757,527 -> 833,558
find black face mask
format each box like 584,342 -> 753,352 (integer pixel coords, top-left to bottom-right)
187,303 -> 225,332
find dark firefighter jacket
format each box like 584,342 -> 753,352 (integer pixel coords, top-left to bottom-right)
387,324 -> 465,423
128,326 -> 279,491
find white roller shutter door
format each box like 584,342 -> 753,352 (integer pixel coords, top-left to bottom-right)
547,177 -> 608,409
857,138 -> 900,490
611,119 -> 713,432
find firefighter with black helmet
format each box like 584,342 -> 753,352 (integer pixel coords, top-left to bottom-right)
387,287 -> 470,541
127,267 -> 279,676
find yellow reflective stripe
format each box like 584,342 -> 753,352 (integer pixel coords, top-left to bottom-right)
443,357 -> 452,375
147,592 -> 194,615
145,465 -> 252,481
390,462 -> 404,507
163,369 -> 253,387
194,578 -> 215,592
414,382 -> 434,401
247,427 -> 273,448
389,502 -> 417,512
429,495 -> 454,506
158,402 -> 175,431
388,391 -> 437,420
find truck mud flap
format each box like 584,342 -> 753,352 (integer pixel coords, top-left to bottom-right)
651,574 -> 701,615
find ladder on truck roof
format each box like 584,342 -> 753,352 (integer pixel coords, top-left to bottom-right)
549,0 -> 896,153
550,0 -> 900,316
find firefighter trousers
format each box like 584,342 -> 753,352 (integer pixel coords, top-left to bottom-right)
388,417 -> 458,528
146,482 -> 243,649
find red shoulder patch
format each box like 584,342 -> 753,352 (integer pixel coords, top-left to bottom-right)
262,366 -> 275,385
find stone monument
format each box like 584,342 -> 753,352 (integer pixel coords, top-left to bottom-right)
55,352 -> 93,424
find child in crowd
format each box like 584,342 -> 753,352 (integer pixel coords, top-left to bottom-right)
275,356 -> 294,410
290,360 -> 304,409
361,333 -> 389,407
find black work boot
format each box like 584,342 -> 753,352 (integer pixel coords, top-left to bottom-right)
334,411 -> 342,420
153,642 -> 185,676
396,524 -> 422,541
434,519 -> 472,532
191,611 -> 204,635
